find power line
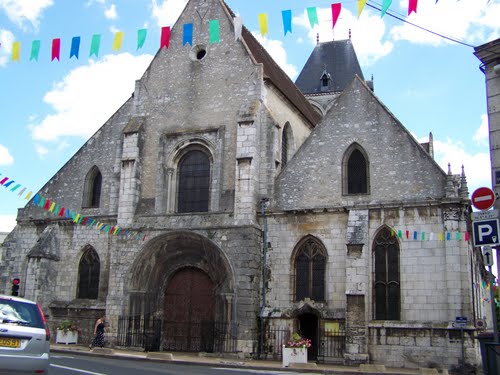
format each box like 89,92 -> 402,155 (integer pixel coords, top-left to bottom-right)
366,1 -> 476,48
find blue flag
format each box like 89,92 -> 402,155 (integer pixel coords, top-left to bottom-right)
183,23 -> 193,46
282,10 -> 292,35
70,36 -> 80,59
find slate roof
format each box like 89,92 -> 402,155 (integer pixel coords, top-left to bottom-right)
295,39 -> 364,94
222,1 -> 321,126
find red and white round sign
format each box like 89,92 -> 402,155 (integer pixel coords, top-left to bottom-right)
471,187 -> 496,211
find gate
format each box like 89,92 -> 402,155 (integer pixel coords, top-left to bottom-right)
117,314 -> 162,351
259,321 -> 346,363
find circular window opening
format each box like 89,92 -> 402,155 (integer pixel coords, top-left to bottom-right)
197,49 -> 206,60
190,45 -> 207,62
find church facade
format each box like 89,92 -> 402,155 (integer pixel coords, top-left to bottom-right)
0,0 -> 488,371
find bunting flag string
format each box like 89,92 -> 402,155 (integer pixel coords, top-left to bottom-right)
0,172 -> 147,241
3,1 -> 477,64
391,227 -> 471,243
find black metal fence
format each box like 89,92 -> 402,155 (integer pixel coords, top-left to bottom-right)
258,324 -> 346,363
117,315 -> 162,351
117,315 -> 237,353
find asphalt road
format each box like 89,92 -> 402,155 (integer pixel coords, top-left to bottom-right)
49,353 -> 324,375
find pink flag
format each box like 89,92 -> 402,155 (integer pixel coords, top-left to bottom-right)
331,3 -> 342,29
408,0 -> 418,15
160,26 -> 170,49
51,38 -> 60,61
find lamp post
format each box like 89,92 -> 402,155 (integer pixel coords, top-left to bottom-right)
258,198 -> 269,360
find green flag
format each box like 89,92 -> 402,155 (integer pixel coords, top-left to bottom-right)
137,29 -> 147,50
307,7 -> 319,28
30,40 -> 41,61
90,34 -> 101,57
209,20 -> 220,44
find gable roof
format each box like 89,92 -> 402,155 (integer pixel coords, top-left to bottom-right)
221,1 -> 321,126
295,39 -> 364,95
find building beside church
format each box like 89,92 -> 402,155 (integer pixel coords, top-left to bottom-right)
0,0 -> 489,371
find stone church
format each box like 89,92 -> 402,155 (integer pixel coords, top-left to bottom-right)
0,0 -> 488,371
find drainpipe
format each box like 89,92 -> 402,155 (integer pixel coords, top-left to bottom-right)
259,198 -> 269,359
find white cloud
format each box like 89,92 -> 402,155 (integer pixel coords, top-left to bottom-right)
432,138 -> 491,193
0,0 -> 53,30
252,34 -> 299,80
0,144 -> 14,165
0,29 -> 14,67
104,3 -> 117,20
151,0 -> 188,28
473,114 -> 489,146
292,6 -> 393,67
29,53 -> 153,142
390,0 -> 500,46
34,144 -> 49,158
0,214 -> 16,233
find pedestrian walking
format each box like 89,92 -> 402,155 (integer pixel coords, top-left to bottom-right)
89,315 -> 106,349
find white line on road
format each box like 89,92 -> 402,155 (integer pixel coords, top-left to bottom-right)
51,363 -> 108,375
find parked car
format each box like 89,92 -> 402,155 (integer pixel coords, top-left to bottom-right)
0,294 -> 50,374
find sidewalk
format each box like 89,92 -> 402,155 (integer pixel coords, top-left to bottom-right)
51,344 -> 446,375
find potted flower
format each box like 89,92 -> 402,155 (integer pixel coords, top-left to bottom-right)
282,332 -> 312,367
56,321 -> 81,345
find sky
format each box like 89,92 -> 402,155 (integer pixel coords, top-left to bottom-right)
0,0 -> 499,233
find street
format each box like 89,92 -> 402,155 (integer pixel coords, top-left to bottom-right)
49,353 -> 326,375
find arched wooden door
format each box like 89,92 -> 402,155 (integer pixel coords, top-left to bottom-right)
164,267 -> 215,351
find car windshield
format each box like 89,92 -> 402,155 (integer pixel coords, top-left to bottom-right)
0,299 -> 44,329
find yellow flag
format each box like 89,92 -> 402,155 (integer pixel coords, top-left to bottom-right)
12,41 -> 21,62
258,13 -> 268,36
112,31 -> 124,52
357,0 -> 367,18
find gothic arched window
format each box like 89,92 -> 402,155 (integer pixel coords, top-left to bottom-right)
343,144 -> 369,195
373,227 -> 400,320
77,247 -> 100,299
82,166 -> 102,208
294,237 -> 327,302
177,150 -> 210,213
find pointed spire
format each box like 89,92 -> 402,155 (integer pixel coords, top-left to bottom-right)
459,165 -> 469,199
445,163 -> 456,197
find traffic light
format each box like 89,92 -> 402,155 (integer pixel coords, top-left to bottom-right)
11,278 -> 20,296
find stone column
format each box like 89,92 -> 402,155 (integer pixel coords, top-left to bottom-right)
344,209 -> 369,364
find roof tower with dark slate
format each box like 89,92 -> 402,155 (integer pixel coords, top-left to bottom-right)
295,39 -> 364,95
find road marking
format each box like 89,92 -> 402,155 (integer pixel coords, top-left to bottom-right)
51,364 -> 108,375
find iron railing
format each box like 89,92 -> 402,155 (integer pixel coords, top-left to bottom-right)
117,316 -> 237,353
257,324 -> 346,363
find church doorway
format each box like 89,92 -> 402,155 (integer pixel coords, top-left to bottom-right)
298,312 -> 319,360
163,267 -> 215,352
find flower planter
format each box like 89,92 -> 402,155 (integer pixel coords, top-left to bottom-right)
282,346 -> 308,367
56,329 -> 78,345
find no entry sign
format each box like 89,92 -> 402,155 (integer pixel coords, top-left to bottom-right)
471,187 -> 496,211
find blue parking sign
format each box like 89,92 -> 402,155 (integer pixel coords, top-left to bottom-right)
472,219 -> 500,246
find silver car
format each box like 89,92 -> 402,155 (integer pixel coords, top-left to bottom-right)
0,295 -> 50,374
